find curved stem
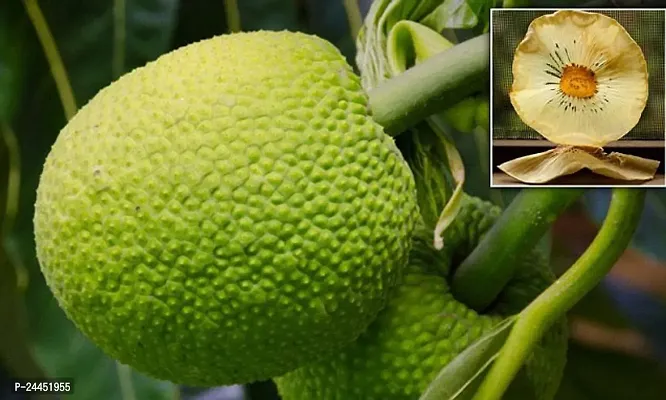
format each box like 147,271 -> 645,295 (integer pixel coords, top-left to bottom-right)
224,0 -> 242,33
1,123 -> 20,235
23,0 -> 77,120
116,362 -> 137,400
368,33 -> 489,135
0,123 -> 43,378
473,188 -> 646,400
343,0 -> 363,39
0,121 -> 27,287
452,188 -> 584,311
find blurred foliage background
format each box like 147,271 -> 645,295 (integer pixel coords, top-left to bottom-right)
1,0 -> 666,399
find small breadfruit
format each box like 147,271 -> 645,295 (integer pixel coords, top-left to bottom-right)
276,196 -> 568,400
33,31 -> 419,386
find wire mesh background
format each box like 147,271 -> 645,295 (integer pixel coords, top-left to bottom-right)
492,9 -> 665,141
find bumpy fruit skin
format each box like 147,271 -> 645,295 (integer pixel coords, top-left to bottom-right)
276,196 -> 567,400
33,31 -> 419,386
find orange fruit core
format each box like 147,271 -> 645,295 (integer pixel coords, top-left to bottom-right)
559,64 -> 597,99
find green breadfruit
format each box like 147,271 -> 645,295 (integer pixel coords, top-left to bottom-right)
33,31 -> 419,386
276,196 -> 568,400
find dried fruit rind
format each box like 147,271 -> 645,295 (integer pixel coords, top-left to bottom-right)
499,146 -> 660,183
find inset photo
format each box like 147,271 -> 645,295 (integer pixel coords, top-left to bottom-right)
490,8 -> 665,187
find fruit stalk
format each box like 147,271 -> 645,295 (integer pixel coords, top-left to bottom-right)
368,33 -> 490,135
451,188 -> 584,311
473,188 -> 646,400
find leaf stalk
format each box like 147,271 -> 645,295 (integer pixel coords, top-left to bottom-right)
368,33 -> 490,135
473,188 -> 646,400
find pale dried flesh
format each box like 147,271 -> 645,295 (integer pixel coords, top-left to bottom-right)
499,146 -> 660,184
502,10 -> 660,183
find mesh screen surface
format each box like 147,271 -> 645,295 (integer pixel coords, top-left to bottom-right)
492,9 -> 665,141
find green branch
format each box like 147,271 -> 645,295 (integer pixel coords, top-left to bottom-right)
368,33 -> 489,135
1,123 -> 43,379
473,188 -> 646,400
22,0 -> 77,120
113,0 -> 126,78
342,0 -> 363,39
452,188 -> 584,311
224,0 -> 242,33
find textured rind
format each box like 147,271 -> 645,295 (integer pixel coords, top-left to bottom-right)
33,31 -> 419,386
275,196 -> 568,400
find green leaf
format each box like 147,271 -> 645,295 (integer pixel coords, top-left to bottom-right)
555,342 -> 666,400
420,0 -> 488,32
419,316 -> 517,400
381,0 -> 444,30
387,20 -> 454,73
356,0 -> 448,90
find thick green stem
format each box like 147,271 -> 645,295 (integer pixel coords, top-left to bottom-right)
369,33 -> 489,135
452,188 -> 584,311
473,188 -> 646,400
